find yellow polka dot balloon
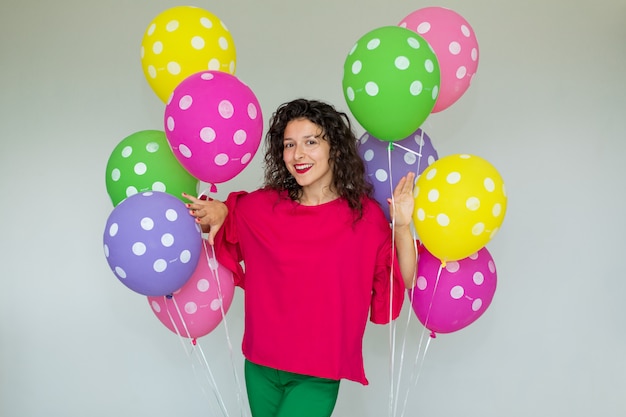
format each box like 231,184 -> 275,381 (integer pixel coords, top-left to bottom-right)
413,154 -> 507,263
140,6 -> 237,103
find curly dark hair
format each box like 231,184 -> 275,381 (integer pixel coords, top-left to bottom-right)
263,98 -> 373,217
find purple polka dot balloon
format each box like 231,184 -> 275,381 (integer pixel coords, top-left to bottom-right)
358,128 -> 438,221
103,191 -> 202,296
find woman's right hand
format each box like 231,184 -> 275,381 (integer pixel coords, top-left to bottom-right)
182,192 -> 228,245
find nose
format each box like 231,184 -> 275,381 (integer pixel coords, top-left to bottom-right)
294,143 -> 305,160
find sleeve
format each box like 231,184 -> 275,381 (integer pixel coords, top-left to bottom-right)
213,191 -> 248,289
369,236 -> 407,324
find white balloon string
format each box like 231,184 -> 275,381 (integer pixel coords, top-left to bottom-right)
398,330 -> 433,417
390,142 -> 422,159
171,296 -> 231,417
386,142 -> 397,417
392,238 -> 419,417
203,240 -> 249,417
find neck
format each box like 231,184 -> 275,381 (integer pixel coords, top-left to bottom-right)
299,186 -> 339,206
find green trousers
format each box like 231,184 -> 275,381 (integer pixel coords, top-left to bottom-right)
244,360 -> 341,417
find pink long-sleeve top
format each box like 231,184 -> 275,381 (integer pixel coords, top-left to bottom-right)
214,188 -> 405,385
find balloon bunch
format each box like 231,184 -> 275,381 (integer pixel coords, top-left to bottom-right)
346,7 -> 506,336
101,5 -> 265,340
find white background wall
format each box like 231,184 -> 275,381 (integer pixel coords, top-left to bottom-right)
1,0 -> 625,416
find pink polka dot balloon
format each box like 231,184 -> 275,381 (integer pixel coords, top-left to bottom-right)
148,249 -> 235,339
410,244 -> 497,334
164,71 -> 263,184
399,7 -> 479,113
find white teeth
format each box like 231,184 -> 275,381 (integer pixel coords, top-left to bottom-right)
295,164 -> 312,169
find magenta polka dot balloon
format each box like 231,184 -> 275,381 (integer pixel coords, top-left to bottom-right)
164,71 -> 263,184
409,244 -> 497,334
399,7 -> 479,113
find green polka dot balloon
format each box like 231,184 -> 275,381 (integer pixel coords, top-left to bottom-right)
342,26 -> 440,142
106,130 -> 199,207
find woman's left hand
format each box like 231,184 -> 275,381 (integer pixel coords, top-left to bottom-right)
388,172 -> 415,228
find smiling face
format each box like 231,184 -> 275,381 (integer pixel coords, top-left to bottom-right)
282,118 -> 334,198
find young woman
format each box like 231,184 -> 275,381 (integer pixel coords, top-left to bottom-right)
184,98 -> 417,417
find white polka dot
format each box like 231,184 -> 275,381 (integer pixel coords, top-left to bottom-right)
108,223 -> 119,237
218,100 -> 234,118
134,162 -> 147,175
449,42 -> 461,55
407,37 -> 420,49
436,213 -> 450,226
241,153 -> 252,164
471,48 -> 478,61
450,285 -> 464,299
472,223 -> 485,235
346,87 -> 355,101
111,168 -> 121,181
197,278 -> 210,292
179,144 -> 192,158
210,299 -> 222,310
132,242 -> 146,256
473,271 -> 485,285
461,25 -> 471,37
427,189 -> 439,202
166,20 -> 179,32
416,276 -> 427,290
248,103 -> 258,119
375,169 -> 388,182
447,172 -> 461,184
191,36 -> 205,50
121,146 -> 133,158
148,65 -> 157,79
352,60 -> 362,75
153,181 -> 166,192
166,116 -> 175,131
183,302 -> 197,314
404,151 -> 417,165
200,127 -> 216,142
460,154 -> 471,159
126,186 -> 138,197
179,95 -> 193,110
152,41 -> 163,54
416,208 -> 425,221
201,72 -> 214,80
141,217 -> 154,230
151,300 -> 161,313
153,259 -> 167,272
146,142 -> 159,153
208,58 -> 221,70
180,250 -> 192,263
147,23 -> 156,36
488,260 -> 496,273
492,203 -> 502,217
103,244 -> 109,257
466,197 -> 480,211
424,59 -> 434,73
367,38 -> 380,49
349,43 -> 358,55
200,17 -> 213,29
165,209 -> 178,221
469,252 -> 479,260
432,85 -> 439,100
490,227 -> 499,239
161,233 -> 174,247
115,266 -> 127,279
456,66 -> 467,79
218,37 -> 229,50
417,22 -> 431,34
445,261 -> 460,273
410,81 -> 423,95
365,82 -> 379,96
426,168 -> 437,180
472,298 -> 483,311
395,56 -> 410,70
233,129 -> 247,145
167,61 -> 181,75
484,178 -> 496,192
215,153 -> 229,166
363,149 -> 374,162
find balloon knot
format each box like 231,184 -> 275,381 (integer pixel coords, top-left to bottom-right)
165,294 -> 173,299
209,183 -> 218,193
388,142 -> 394,151
429,331 -> 437,339
192,338 -> 197,346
